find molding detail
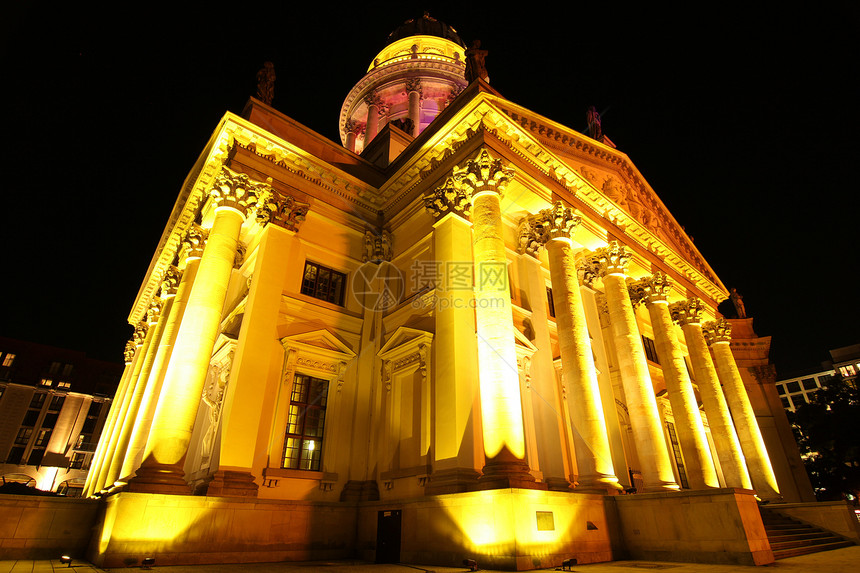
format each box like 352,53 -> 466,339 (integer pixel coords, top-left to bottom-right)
210,166 -> 272,217
628,272 -> 672,306
579,241 -> 631,286
424,176 -> 471,219
257,192 -> 309,232
452,148 -> 515,198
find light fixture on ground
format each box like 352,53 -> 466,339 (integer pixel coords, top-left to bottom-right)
60,555 -> 72,567
142,557 -> 156,569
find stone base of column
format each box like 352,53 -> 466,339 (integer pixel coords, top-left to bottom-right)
425,468 -> 481,495
205,470 -> 259,498
125,462 -> 192,495
639,480 -> 682,494
478,450 -> 546,491
573,474 -> 624,495
544,476 -> 573,492
339,480 -> 380,502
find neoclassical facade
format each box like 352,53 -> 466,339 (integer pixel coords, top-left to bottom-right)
85,14 -> 819,570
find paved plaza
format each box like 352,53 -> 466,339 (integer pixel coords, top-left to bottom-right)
2,546 -> 859,573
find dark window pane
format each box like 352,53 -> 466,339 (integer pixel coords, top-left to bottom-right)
787,381 -> 801,393
41,413 -> 58,429
802,378 -> 817,390
27,448 -> 44,466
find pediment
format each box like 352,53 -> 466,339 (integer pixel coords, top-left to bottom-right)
513,327 -> 538,359
378,326 -> 433,361
280,328 -> 356,359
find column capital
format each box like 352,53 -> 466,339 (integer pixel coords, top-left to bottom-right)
629,272 -> 672,306
703,318 -> 732,345
404,77 -> 423,96
670,297 -> 704,326
132,322 -> 148,347
159,266 -> 182,299
453,148 -> 515,198
256,192 -> 309,231
424,176 -> 472,219
145,299 -> 164,325
364,90 -> 382,108
181,224 -> 207,260
123,340 -> 136,364
210,167 -> 272,217
578,240 -> 631,286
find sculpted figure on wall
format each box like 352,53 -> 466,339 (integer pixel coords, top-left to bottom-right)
256,62 -> 276,105
464,40 -> 489,83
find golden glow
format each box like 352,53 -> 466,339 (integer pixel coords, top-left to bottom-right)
367,35 -> 465,72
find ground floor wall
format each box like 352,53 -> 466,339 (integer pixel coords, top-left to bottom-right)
611,489 -> 773,566
0,495 -> 100,560
87,493 -> 358,568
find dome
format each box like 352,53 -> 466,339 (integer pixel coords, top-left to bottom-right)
386,12 -> 466,48
339,13 -> 468,155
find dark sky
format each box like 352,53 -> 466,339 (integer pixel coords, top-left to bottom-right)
2,4 -> 858,376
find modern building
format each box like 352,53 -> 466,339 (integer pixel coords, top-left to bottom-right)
775,344 -> 860,412
73,13 -> 846,570
0,337 -> 120,496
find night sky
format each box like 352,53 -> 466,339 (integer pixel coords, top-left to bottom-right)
2,4 -> 858,377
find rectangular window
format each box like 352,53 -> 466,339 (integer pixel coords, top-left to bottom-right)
2,352 -> 15,367
69,452 -> 86,470
666,422 -> 689,489
777,384 -> 786,395
40,378 -> 52,386
787,381 -> 801,393
780,396 -> 791,410
6,447 -> 25,465
801,378 -> 818,390
30,393 -> 46,409
22,409 -> 40,427
642,336 -> 660,364
15,427 -> 33,445
49,395 -> 65,411
282,374 -> 329,471
546,287 -> 556,318
27,448 -> 44,466
57,381 -> 71,389
300,262 -> 346,305
41,412 -> 59,429
35,428 -> 52,447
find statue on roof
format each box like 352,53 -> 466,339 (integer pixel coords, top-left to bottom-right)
586,106 -> 617,148
730,288 -> 747,319
256,62 -> 276,105
465,40 -> 489,83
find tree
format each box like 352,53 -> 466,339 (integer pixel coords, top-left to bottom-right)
789,374 -> 860,501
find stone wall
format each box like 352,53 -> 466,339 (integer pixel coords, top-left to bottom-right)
88,492 -> 358,568
0,495 -> 100,559
609,488 -> 773,566
770,501 -> 860,542
356,489 -> 618,571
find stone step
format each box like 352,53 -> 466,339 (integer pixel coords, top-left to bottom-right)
770,535 -> 845,550
772,540 -> 855,560
768,531 -> 833,542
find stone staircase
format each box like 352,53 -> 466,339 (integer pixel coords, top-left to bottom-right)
760,507 -> 856,559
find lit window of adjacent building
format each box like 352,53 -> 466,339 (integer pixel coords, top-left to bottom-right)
282,374 -> 329,471
786,381 -> 801,393
777,384 -> 786,395
40,378 -> 52,386
15,427 -> 33,445
1,352 -> 15,366
35,428 -> 52,447
69,452 -> 87,470
300,262 -> 346,305
839,364 -> 856,377
49,395 -> 65,411
801,378 -> 818,391
57,381 -> 71,389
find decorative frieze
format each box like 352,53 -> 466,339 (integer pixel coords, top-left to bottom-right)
363,229 -> 392,262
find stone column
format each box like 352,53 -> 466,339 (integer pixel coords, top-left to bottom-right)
423,177 -> 483,493
455,148 -> 536,488
630,273 -> 718,489
672,299 -> 752,489
83,338 -> 137,497
104,297 -> 168,489
406,78 -> 422,137
208,194 -> 307,497
705,319 -> 781,500
345,120 -> 357,153
524,203 -> 620,493
120,252 -> 199,483
581,242 -> 679,492
364,92 -> 381,146
127,167 -> 271,494
92,321 -> 153,493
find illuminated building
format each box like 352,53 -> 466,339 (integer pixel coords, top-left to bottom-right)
776,344 -> 860,412
0,337 -> 119,495
81,13 -> 847,570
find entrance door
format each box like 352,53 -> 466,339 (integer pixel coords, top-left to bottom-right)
376,509 -> 402,563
